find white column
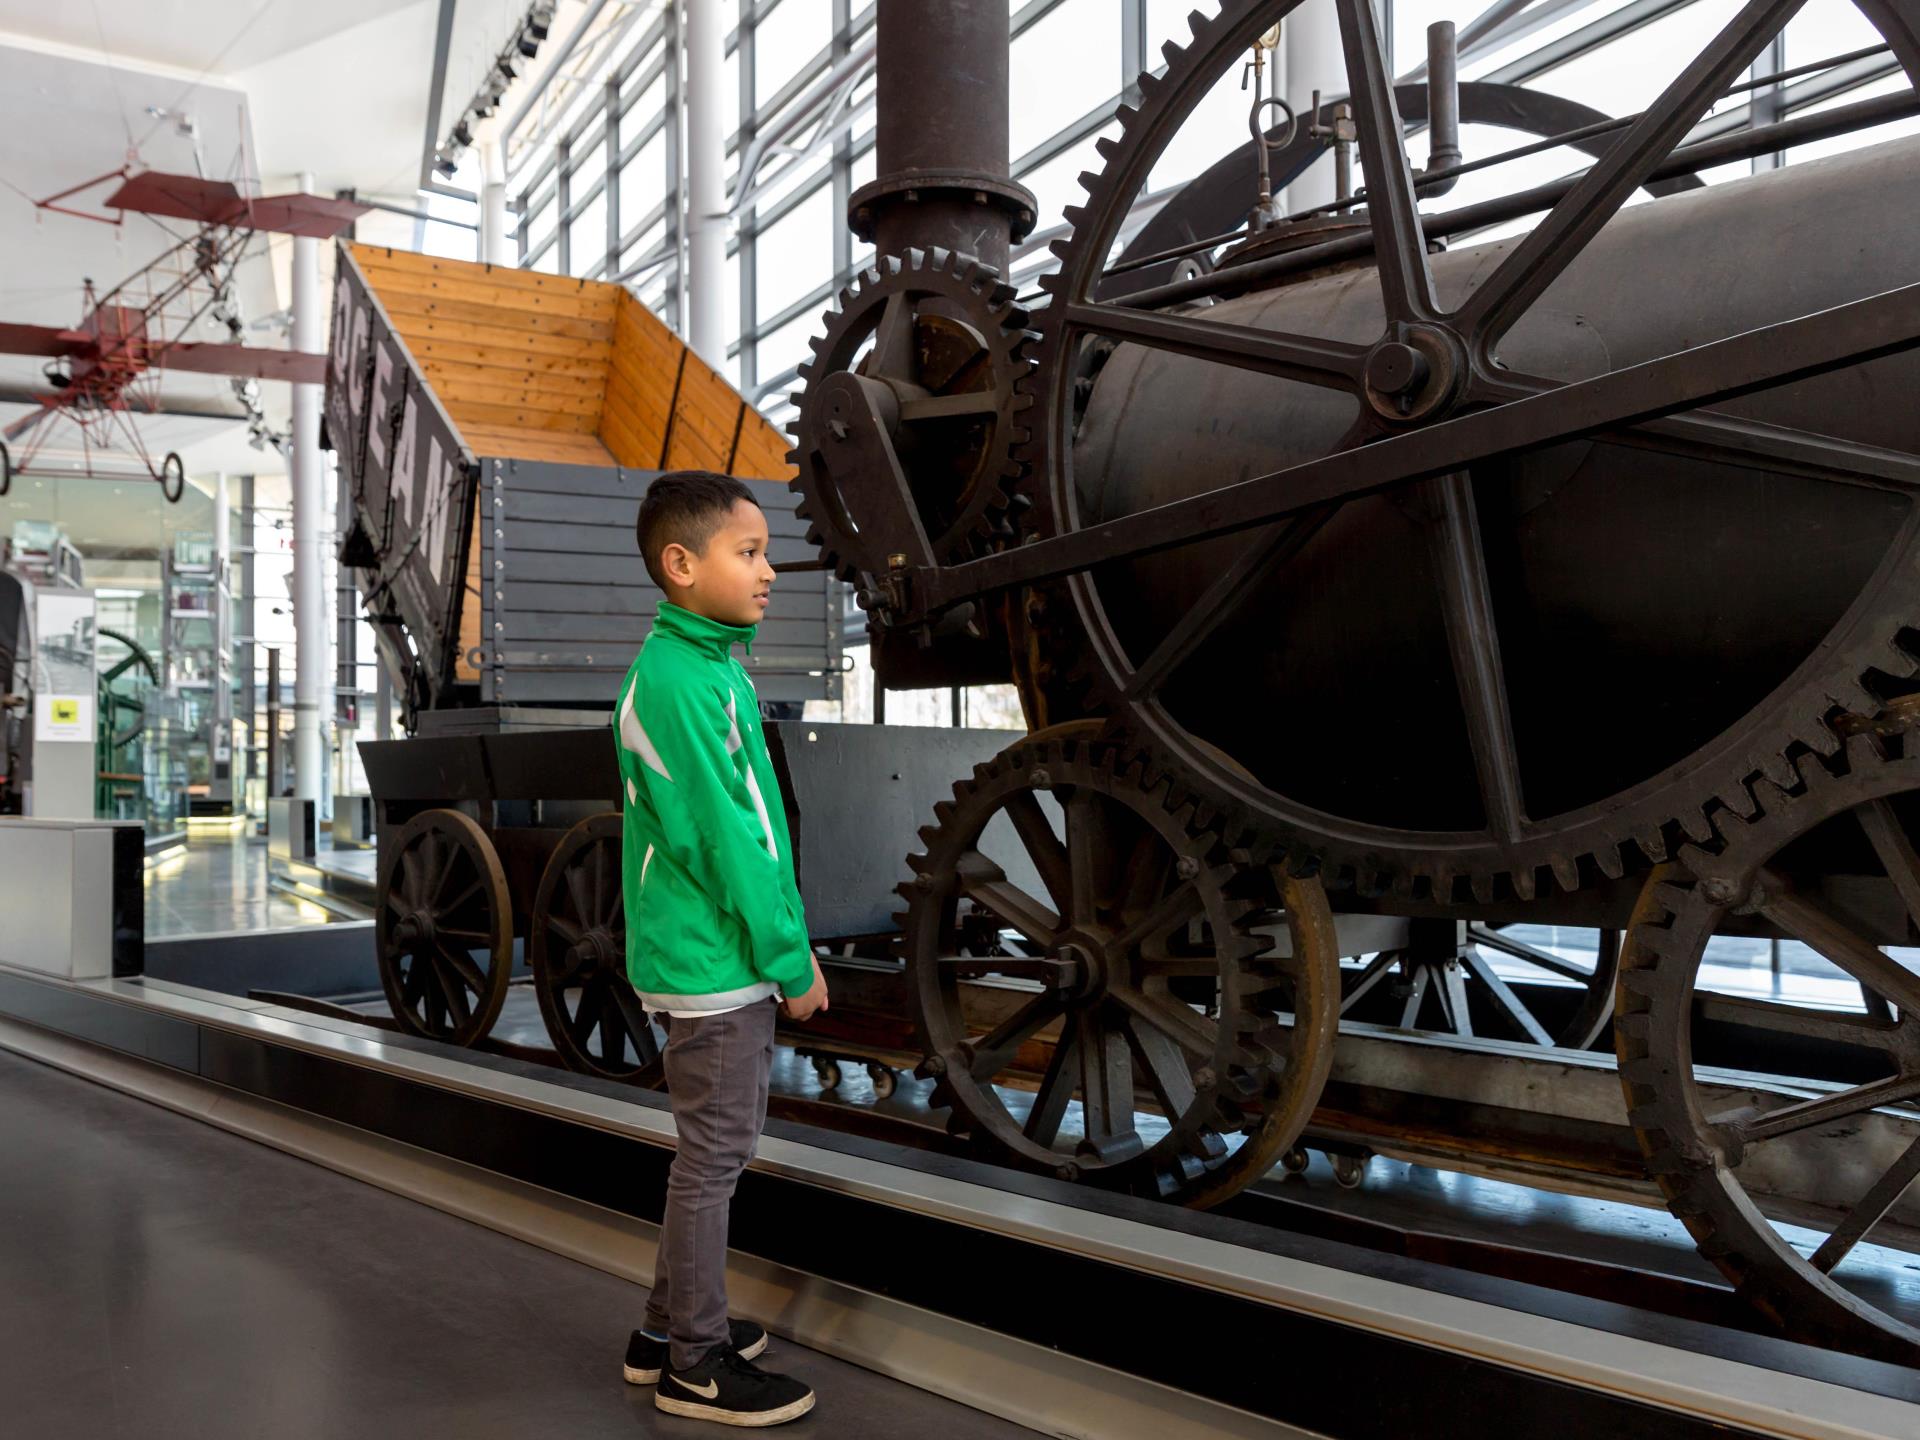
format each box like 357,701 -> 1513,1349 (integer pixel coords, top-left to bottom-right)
211,470 -> 234,806
1283,0 -> 1345,213
682,0 -> 727,368
289,172 -> 330,805
482,139 -> 514,266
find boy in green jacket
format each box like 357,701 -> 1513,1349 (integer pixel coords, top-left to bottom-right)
614,470 -> 828,1426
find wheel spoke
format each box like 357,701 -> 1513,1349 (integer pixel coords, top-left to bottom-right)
1064,301 -> 1365,390
611,981 -> 654,1056
1109,880 -> 1203,960
1122,1011 -> 1197,1119
898,391 -> 1001,422
1461,950 -> 1554,1046
1003,792 -> 1071,915
569,978 -> 602,1047
1111,986 -> 1219,1060
957,853 -> 1062,947
1857,799 -> 1920,937
437,942 -> 487,996
1077,1013 -> 1135,1148
1476,370 -> 1920,494
565,860 -> 592,929
1467,925 -> 1592,981
1454,0 -> 1801,351
1065,789 -> 1104,924
430,837 -> 461,907
967,990 -> 1066,1079
1340,949 -> 1401,1014
1426,472 -> 1525,843
1695,991 -> 1905,1052
1123,504 -> 1338,700
868,290 -> 915,377
1759,875 -> 1920,1015
1808,1136 -> 1920,1275
1333,0 -> 1439,324
1723,1072 -> 1920,1146
1024,1018 -> 1081,1147
437,876 -> 486,922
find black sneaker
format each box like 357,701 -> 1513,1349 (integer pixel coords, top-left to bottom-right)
624,1320 -> 768,1384
655,1345 -> 815,1427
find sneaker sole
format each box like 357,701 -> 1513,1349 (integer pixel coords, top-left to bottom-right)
623,1333 -> 768,1386
653,1391 -> 815,1427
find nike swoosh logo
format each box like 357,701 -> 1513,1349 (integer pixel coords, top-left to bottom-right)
678,1377 -> 720,1399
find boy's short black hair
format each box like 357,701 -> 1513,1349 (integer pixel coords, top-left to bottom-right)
635,470 -> 761,589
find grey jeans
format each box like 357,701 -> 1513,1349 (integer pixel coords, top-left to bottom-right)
642,997 -> 778,1371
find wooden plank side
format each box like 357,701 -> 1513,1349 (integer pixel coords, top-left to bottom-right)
410,338 -> 610,378
348,245 -> 623,307
421,364 -> 605,414
446,399 -> 602,435
457,425 -> 617,467
384,316 -> 611,361
376,290 -> 615,343
596,402 -> 657,470
600,367 -> 670,462
356,262 -> 618,324
731,416 -> 797,483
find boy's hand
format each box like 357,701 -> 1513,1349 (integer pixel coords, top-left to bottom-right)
781,955 -> 829,1022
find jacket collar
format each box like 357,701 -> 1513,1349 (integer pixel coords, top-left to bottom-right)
654,600 -> 756,657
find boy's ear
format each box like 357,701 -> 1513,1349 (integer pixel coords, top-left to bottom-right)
659,540 -> 696,589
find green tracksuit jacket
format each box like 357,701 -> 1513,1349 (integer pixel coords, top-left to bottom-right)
614,601 -> 812,1013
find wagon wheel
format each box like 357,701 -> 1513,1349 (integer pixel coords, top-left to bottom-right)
1617,724 -> 1920,1363
903,727 -> 1339,1205
158,451 -> 184,504
376,808 -> 514,1047
1019,0 -> 1920,904
1342,922 -> 1620,1049
531,812 -> 663,1085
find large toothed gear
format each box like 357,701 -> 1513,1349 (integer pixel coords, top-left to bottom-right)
1615,714 -> 1920,1363
789,247 -> 1036,584
1009,0 -> 1920,906
896,723 -> 1340,1207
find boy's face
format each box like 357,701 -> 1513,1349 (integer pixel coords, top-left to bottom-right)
660,498 -> 775,626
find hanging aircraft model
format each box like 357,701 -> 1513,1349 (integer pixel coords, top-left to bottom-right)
0,169 -> 367,501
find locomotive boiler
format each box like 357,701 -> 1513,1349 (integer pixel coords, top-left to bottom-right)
793,0 -> 1920,1364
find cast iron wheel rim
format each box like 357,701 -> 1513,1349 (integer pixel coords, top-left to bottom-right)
159,451 -> 185,504
790,247 -> 1036,583
375,808 -> 514,1047
531,811 -> 663,1084
1017,0 -> 1920,905
1616,725 -> 1920,1364
1341,923 -> 1621,1049
902,728 -> 1340,1204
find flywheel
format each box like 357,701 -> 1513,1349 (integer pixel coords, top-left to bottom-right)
900,725 -> 1340,1205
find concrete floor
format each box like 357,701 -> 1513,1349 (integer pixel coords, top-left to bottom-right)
144,833 -> 346,937
0,1046 -> 1037,1440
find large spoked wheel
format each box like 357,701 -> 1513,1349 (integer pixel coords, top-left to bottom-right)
903,727 -> 1340,1205
376,808 -> 514,1047
1342,922 -> 1620,1049
531,812 -> 664,1085
158,451 -> 185,504
0,439 -> 11,497
1617,725 -> 1920,1363
1022,0 -> 1920,904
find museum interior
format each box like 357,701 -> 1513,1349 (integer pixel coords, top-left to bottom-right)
4,1 -> 1920,1435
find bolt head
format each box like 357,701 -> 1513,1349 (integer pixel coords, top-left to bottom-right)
923,1053 -> 947,1076
1701,876 -> 1739,906
1193,1066 -> 1218,1091
914,870 -> 934,892
1027,767 -> 1052,788
1176,856 -> 1201,881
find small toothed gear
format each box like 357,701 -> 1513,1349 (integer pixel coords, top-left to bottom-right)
1616,720 -> 1920,1363
897,723 -> 1339,1206
789,247 -> 1036,584
1010,0 -> 1920,905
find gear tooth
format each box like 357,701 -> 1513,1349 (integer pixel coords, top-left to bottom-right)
1060,204 -> 1087,227
1632,827 -> 1668,865
1751,774 -> 1795,813
807,335 -> 824,354
1075,170 -> 1101,195
1593,843 -> 1625,881
1115,102 -> 1139,125
906,850 -> 930,874
1843,730 -> 1880,771
1467,871 -> 1495,904
1094,135 -> 1118,160
1672,842 -> 1716,881
836,286 -> 854,308
1161,38 -> 1185,65
1548,854 -> 1580,892
1038,271 -> 1064,292
1511,866 -> 1537,902
1758,751 -> 1801,791
795,359 -> 815,381
1678,808 -> 1715,845
1186,7 -> 1208,36
933,799 -> 956,824
1136,70 -> 1162,95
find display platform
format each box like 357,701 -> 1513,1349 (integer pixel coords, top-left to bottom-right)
2,957 -> 1916,1439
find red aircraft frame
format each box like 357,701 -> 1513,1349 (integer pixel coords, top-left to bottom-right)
0,169 -> 367,502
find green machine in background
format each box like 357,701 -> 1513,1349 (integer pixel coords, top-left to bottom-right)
95,627 -> 157,821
